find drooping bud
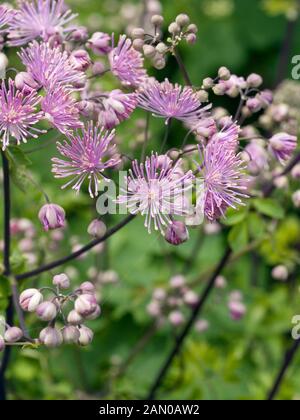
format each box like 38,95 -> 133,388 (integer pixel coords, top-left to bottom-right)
19,288 -> 43,312
36,301 -> 58,322
75,294 -> 97,317
85,304 -> 101,320
53,273 -> 70,290
131,28 -> 145,39
165,221 -> 189,246
39,327 -> 63,348
168,22 -> 181,35
269,133 -> 297,165
247,73 -> 263,88
67,310 -> 83,325
78,325 -> 94,346
79,281 -> 96,294
69,26 -> 89,42
15,72 -> 39,94
4,327 -> 23,343
70,49 -> 91,71
186,33 -> 197,45
62,326 -> 80,344
38,203 -> 65,231
87,219 -> 107,238
176,14 -> 190,27
86,32 -> 111,55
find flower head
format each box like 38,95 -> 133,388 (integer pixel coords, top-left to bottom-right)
87,32 -> 111,55
196,138 -> 248,221
117,154 -> 194,234
209,121 -> 240,152
98,89 -> 137,129
269,132 -> 297,165
0,5 -> 13,33
0,79 -> 44,150
19,41 -> 85,90
38,203 -> 66,231
8,0 -> 76,46
138,79 -> 211,124
109,35 -> 146,87
52,123 -> 120,197
42,86 -> 83,133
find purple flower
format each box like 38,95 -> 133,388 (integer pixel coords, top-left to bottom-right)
165,221 -> 189,245
117,154 -> 193,234
87,32 -> 111,55
109,35 -> 146,87
209,122 -> 240,152
138,79 -> 211,124
245,141 -> 269,175
52,123 -> 121,197
196,139 -> 248,221
7,0 -> 76,46
38,203 -> 66,231
269,133 -> 297,165
0,79 -> 44,150
19,41 -> 85,90
97,90 -> 137,129
0,5 -> 13,33
42,86 -> 83,134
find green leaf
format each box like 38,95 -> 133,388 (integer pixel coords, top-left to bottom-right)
222,206 -> 248,226
248,213 -> 266,240
228,221 -> 249,252
6,146 -> 32,168
252,198 -> 285,220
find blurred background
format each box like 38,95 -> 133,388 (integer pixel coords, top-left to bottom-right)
2,0 -> 300,400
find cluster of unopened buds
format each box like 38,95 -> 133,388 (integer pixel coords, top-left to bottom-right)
131,13 -> 198,70
15,275 -> 100,349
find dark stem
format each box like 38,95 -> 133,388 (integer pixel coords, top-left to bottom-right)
267,337 -> 300,400
16,214 -> 136,282
0,151 -> 12,401
174,49 -> 193,86
147,247 -> 232,400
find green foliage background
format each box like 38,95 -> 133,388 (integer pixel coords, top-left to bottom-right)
1,0 -> 300,400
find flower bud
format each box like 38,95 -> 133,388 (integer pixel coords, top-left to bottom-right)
0,335 -> 5,352
39,327 -> 63,348
165,221 -> 189,246
132,38 -> 144,51
85,304 -> 101,320
147,301 -> 161,317
186,33 -> 197,45
247,73 -> 263,88
168,22 -> 181,35
196,90 -> 209,102
246,97 -> 262,113
87,32 -> 111,55
176,14 -> 190,27
79,281 -> 96,294
215,275 -> 227,289
170,275 -> 186,288
151,14 -> 164,27
19,288 -> 43,312
156,42 -> 168,54
87,219 -> 107,238
153,57 -> 166,70
292,190 -> 300,209
131,27 -> 145,39
70,49 -> 91,71
187,24 -> 198,33
218,67 -> 231,81
4,327 -> 23,343
78,325 -> 94,346
183,290 -> 199,307
229,301 -> 246,321
202,77 -> 214,90
195,319 -> 209,333
62,326 -> 80,344
53,273 -> 70,289
69,26 -> 89,42
213,83 -> 227,96
143,44 -> 156,58
75,294 -> 97,317
36,301 -> 58,322
269,133 -> 297,164
67,310 -> 83,325
153,288 -> 166,301
169,310 -> 184,326
272,265 -> 289,281
92,61 -> 105,75
15,72 -> 39,94
38,203 -> 65,231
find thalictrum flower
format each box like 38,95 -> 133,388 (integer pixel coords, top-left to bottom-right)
268,133 -> 297,165
19,41 -> 85,89
109,35 -> 146,87
0,5 -> 13,33
52,123 -> 120,198
117,154 -> 194,234
0,79 -> 44,150
138,78 -> 211,124
7,0 -> 76,46
97,90 -> 137,129
42,86 -> 83,133
196,138 -> 248,221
